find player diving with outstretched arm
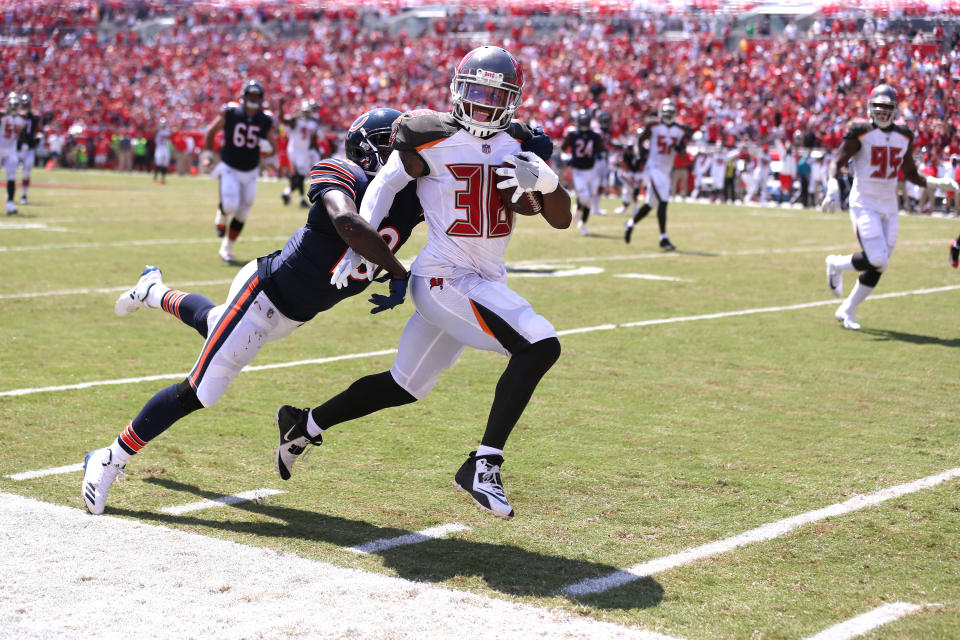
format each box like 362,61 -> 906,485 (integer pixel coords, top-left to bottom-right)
81,108 -> 422,514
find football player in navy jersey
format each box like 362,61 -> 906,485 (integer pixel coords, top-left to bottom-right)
16,93 -> 42,205
201,80 -> 279,262
81,108 -> 423,515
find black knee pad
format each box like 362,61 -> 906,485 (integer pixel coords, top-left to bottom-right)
859,269 -> 882,288
176,380 -> 204,413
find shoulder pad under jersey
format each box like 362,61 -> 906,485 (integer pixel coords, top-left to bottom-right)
890,123 -> 913,141
390,110 -> 460,152
845,121 -> 875,140
307,158 -> 367,203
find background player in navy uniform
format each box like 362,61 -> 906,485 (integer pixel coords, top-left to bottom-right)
201,80 -> 278,262
16,93 -> 42,205
615,143 -> 647,220
823,85 -> 958,330
271,46 -> 569,519
561,109 -> 603,235
81,108 -> 422,515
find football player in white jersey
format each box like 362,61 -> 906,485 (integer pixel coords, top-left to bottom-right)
280,98 -> 320,209
824,85 -> 958,330
273,45 -> 571,519
624,98 -> 689,250
1,93 -> 25,215
153,118 -> 171,184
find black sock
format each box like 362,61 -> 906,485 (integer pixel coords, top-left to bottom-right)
581,207 -> 590,224
6,180 -> 13,201
309,371 -> 416,431
160,290 -> 215,338
120,382 -> 202,450
633,203 -> 651,224
851,251 -> 871,271
481,338 -> 561,450
657,202 -> 668,234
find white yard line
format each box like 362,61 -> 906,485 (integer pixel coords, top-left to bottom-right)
0,234 -> 289,253
4,285 -> 960,399
563,467 -> 960,596
5,462 -> 84,481
0,348 -> 398,398
0,279 -> 231,301
347,523 -> 472,554
615,274 -> 695,282
804,602 -> 926,640
159,488 -> 284,515
0,491 -> 685,640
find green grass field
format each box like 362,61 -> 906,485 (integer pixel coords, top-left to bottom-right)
2,170 -> 959,639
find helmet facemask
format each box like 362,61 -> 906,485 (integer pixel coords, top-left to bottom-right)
869,99 -> 897,129
660,101 -> 677,126
349,128 -> 392,175
451,69 -> 522,138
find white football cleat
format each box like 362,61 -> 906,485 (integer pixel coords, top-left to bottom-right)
114,265 -> 163,317
5,200 -> 17,215
454,452 -> 514,519
835,307 -> 860,330
825,255 -> 843,298
218,244 -> 234,263
82,448 -> 125,515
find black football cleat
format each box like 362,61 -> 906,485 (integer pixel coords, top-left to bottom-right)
659,237 -> 676,251
950,240 -> 959,269
275,405 -> 322,480
454,451 -> 514,519
624,222 -> 634,244
281,192 -> 291,206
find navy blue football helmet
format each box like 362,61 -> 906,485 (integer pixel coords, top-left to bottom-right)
345,107 -> 402,176
242,80 -> 264,112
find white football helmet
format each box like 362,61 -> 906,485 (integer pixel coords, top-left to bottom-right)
659,99 -> 677,126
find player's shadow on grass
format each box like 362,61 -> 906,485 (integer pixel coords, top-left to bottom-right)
858,328 -> 960,348
113,476 -> 663,611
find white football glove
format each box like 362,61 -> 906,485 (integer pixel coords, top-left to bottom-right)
495,151 -> 560,203
820,177 -> 840,213
330,248 -> 375,289
926,176 -> 959,192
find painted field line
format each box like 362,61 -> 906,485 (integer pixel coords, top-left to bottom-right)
5,462 -> 84,481
0,222 -> 70,232
614,274 -> 695,282
5,284 -> 960,399
0,234 -> 289,253
348,523 -> 472,554
160,488 -> 284,515
0,348 -> 398,398
804,602 -> 927,640
563,467 -> 960,596
0,279 -> 231,301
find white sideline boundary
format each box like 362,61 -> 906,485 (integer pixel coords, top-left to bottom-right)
3,285 -> 960,399
804,602 -> 926,640
0,491 -> 684,640
347,523 -> 472,554
563,467 -> 960,596
160,488 -> 284,515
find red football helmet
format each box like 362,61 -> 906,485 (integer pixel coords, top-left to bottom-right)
450,46 -> 523,138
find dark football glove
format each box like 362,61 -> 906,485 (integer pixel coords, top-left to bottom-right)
368,275 -> 408,314
521,133 -> 554,163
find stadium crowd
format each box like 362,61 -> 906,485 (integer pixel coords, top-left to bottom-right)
1,1 -> 958,209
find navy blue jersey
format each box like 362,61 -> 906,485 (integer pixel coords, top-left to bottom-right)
17,113 -> 41,151
257,158 -> 423,322
562,129 -> 603,169
220,103 -> 274,171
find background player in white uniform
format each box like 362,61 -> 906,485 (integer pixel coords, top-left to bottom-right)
274,45 -> 571,519
153,118 -> 171,184
280,98 -> 320,209
624,98 -> 689,250
824,84 -> 957,330
561,109 -> 603,235
1,93 -> 25,215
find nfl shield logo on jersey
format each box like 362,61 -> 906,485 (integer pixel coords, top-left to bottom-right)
481,143 -> 491,154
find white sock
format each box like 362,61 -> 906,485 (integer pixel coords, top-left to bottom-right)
305,411 -> 323,439
834,254 -> 855,271
221,238 -> 235,252
145,283 -> 170,309
476,445 -> 503,458
107,440 -> 132,466
841,280 -> 874,313
660,233 -> 669,241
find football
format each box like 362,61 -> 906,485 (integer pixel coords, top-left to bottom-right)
496,183 -> 544,216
